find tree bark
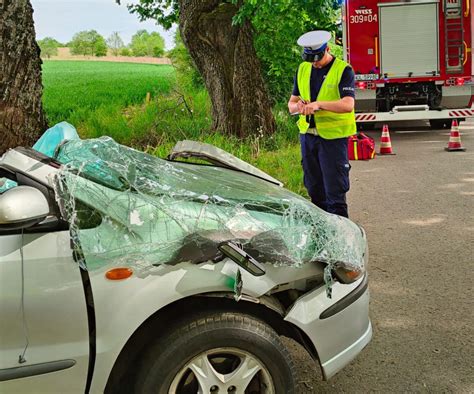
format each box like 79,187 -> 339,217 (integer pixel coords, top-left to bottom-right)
179,0 -> 275,138
0,0 -> 47,154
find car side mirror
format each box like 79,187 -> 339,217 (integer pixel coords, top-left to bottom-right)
0,186 -> 49,230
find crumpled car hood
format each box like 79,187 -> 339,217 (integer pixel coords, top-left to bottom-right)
52,137 -> 366,272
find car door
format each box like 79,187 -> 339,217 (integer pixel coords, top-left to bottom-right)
0,177 -> 91,392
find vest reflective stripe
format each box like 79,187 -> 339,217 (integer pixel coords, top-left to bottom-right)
310,116 -> 355,128
296,58 -> 356,139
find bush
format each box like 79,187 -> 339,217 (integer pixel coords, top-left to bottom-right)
130,30 -> 165,57
37,37 -> 60,58
70,30 -> 108,57
120,47 -> 132,57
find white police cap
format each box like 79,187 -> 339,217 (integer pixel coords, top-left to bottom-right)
297,30 -> 331,50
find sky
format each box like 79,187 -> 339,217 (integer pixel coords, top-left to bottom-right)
31,0 -> 177,49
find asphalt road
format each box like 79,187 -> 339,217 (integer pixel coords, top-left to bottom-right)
292,120 -> 474,393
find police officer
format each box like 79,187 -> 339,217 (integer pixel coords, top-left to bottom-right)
288,30 -> 356,218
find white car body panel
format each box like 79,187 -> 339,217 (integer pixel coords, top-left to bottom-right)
0,235 -> 25,368
0,231 -> 89,392
285,276 -> 371,379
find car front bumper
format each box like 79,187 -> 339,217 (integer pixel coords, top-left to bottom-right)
285,274 -> 372,380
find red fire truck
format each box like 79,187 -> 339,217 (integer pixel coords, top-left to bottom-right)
342,0 -> 473,128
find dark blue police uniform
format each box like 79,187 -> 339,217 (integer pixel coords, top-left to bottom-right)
292,58 -> 355,218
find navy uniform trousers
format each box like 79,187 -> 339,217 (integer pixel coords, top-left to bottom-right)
300,133 -> 351,218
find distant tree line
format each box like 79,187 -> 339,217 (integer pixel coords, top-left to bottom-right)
37,30 -> 165,58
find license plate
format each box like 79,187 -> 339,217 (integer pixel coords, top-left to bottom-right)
355,74 -> 379,81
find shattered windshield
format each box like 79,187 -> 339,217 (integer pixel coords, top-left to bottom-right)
52,137 -> 365,272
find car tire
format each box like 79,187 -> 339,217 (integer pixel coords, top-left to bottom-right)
132,311 -> 300,394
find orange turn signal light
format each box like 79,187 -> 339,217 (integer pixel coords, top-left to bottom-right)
333,264 -> 363,284
345,270 -> 362,280
105,268 -> 133,281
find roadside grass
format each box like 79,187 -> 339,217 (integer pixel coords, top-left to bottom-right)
41,61 -> 307,196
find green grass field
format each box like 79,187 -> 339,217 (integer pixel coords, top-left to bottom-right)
42,61 -> 175,138
41,60 -> 306,195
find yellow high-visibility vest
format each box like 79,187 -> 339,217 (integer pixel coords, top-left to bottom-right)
297,58 -> 356,139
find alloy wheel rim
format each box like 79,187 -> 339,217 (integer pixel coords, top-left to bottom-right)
168,347 -> 275,394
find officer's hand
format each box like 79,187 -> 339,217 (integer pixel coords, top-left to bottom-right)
297,100 -> 306,114
302,102 -> 320,115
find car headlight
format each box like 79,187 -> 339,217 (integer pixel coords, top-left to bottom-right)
332,225 -> 368,284
333,262 -> 364,284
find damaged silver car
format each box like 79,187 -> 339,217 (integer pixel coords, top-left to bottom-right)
0,126 -> 371,393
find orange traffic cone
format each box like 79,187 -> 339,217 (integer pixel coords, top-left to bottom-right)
445,120 -> 466,152
379,124 -> 395,155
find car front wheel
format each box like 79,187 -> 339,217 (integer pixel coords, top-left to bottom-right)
133,311 -> 299,394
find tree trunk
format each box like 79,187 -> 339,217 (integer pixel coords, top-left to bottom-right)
179,0 -> 275,138
0,0 -> 47,154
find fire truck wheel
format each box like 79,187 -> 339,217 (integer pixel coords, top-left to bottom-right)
357,122 -> 368,131
429,119 -> 449,129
